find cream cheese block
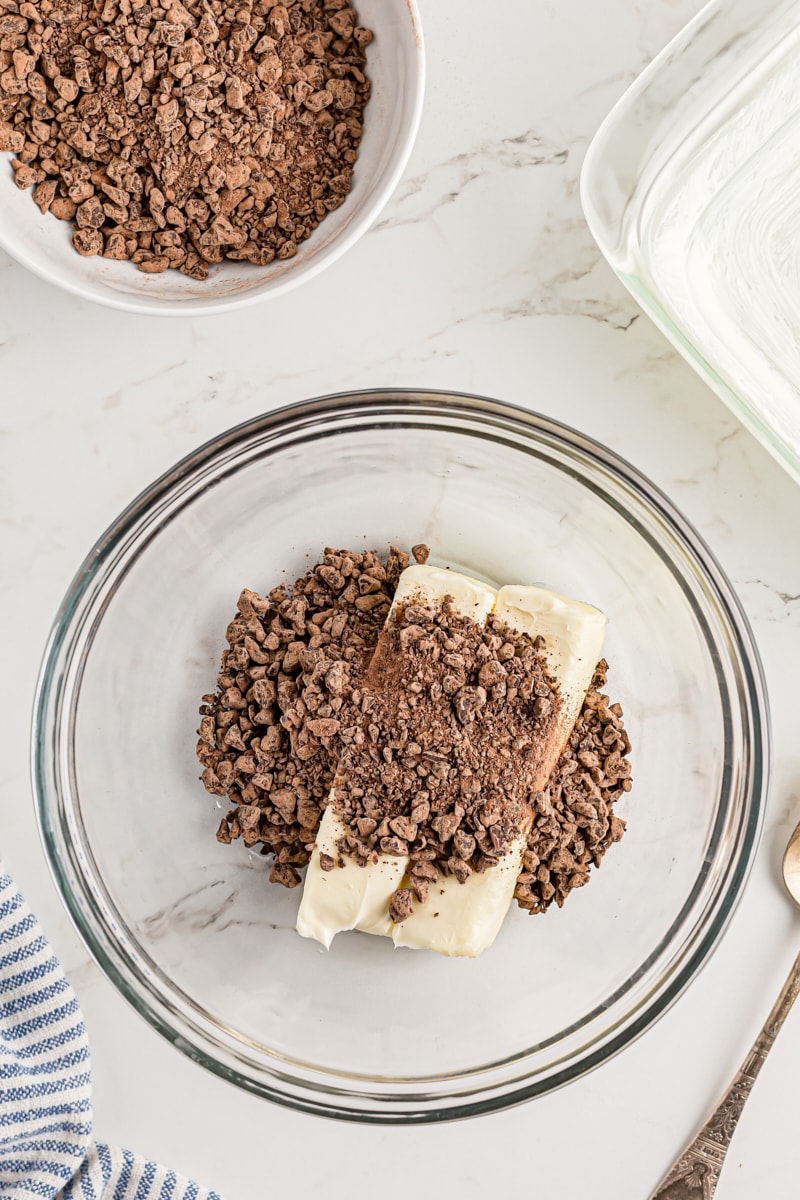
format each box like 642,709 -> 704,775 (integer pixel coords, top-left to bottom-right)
294,806 -> 406,948
394,580 -> 606,955
296,567 -> 496,948
296,565 -> 606,957
385,564 -> 497,625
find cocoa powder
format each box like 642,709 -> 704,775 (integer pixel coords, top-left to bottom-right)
0,0 -> 372,277
333,598 -> 561,908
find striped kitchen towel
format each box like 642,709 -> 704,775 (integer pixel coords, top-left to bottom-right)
0,865 -> 223,1200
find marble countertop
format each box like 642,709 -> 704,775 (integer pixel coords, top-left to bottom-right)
3,1 -> 800,1196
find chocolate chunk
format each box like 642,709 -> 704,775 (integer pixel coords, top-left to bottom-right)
325,662 -> 347,694
452,685 -> 486,725
408,865 -> 436,891
403,605 -> 433,625
410,876 -> 429,903
453,830 -> 476,860
515,661 -> 632,915
389,816 -> 418,841
389,888 -> 414,924
478,660 -> 507,688
380,836 -> 409,856
447,856 -> 472,884
269,863 -> 301,888
307,718 -> 341,739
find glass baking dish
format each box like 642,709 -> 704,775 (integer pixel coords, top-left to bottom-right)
581,0 -> 800,484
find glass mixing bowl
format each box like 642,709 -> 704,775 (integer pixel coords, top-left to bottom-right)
34,391 -> 769,1121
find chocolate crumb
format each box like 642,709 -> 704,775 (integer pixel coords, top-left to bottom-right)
513,660 -> 632,915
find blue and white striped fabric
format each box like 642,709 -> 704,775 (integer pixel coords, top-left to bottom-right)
0,866 -> 223,1200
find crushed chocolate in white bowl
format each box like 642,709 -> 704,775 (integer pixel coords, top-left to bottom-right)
0,0 -> 424,313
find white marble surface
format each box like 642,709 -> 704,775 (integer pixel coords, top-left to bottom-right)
2,0 -> 800,1195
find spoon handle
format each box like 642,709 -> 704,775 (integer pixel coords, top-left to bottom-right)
649,948 -> 800,1199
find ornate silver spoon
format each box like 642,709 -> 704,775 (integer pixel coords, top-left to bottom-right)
650,819 -> 800,1199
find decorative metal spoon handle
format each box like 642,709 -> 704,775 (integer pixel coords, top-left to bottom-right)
650,949 -> 800,1199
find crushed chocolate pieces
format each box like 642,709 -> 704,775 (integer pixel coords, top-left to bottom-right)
0,0 -> 372,277
196,544 -> 408,872
198,543 -> 632,921
269,862 -> 301,888
513,660 -> 632,915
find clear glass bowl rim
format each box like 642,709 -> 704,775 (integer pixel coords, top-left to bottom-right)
32,389 -> 770,1123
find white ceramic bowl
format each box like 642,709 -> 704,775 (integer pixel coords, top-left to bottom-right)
0,1 -> 424,316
